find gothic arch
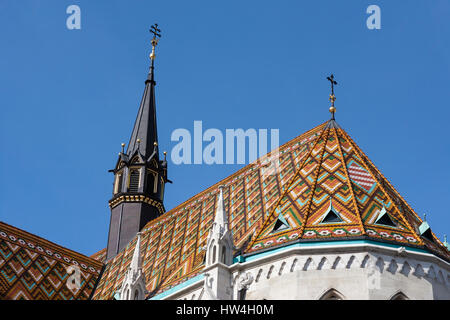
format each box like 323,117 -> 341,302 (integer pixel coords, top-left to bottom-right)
131,156 -> 141,164
390,291 -> 409,300
208,240 -> 216,265
124,285 -> 130,300
318,288 -> 345,300
212,244 -> 217,264
221,245 -> 227,263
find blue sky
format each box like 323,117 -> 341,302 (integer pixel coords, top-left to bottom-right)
1,0 -> 449,256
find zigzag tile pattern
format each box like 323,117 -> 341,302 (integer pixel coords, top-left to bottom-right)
246,123 -> 449,257
92,121 -> 449,300
0,222 -> 102,300
340,129 -> 450,259
92,123 -> 325,299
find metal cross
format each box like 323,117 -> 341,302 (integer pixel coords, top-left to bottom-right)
327,74 -> 337,96
150,23 -> 161,39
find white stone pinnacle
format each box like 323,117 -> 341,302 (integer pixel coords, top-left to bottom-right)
129,232 -> 142,278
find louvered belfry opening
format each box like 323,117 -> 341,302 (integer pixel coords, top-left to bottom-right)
129,169 -> 140,193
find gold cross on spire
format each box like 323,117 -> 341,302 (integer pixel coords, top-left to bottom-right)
327,74 -> 337,120
149,23 -> 161,61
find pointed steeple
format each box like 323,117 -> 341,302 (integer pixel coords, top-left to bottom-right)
203,185 -> 234,300
213,185 -> 228,234
118,232 -> 147,300
205,185 -> 233,267
130,232 -> 143,273
106,25 -> 169,261
127,24 -> 161,159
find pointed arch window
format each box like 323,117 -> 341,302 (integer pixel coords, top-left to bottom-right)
319,288 -> 345,300
114,171 -> 123,195
158,176 -> 165,200
212,245 -> 217,264
146,170 -> 157,194
129,168 -> 141,193
221,245 -> 227,264
390,292 -> 408,300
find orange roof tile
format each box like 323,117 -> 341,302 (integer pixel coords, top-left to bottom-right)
0,221 -> 103,300
92,120 -> 449,300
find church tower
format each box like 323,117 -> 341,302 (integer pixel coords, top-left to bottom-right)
106,25 -> 169,260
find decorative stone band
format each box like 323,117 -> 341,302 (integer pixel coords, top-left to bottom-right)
150,239 -> 450,300
109,194 -> 165,215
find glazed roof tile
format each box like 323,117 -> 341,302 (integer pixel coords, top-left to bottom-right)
92,120 -> 449,299
0,221 -> 103,300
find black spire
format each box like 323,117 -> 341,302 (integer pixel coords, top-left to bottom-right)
127,24 -> 161,159
106,25 -> 169,261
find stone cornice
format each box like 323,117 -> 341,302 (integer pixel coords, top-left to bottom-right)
109,194 -> 165,215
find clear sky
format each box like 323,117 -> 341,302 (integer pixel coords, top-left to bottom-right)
1,0 -> 449,256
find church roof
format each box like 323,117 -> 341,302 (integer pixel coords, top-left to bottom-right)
92,120 -> 449,300
0,221 -> 103,300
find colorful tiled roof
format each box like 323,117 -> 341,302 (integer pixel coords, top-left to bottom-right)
92,120 -> 449,300
91,248 -> 107,263
247,120 -> 448,258
0,221 -> 103,300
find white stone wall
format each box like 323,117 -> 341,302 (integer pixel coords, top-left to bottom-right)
159,243 -> 450,300
239,252 -> 449,300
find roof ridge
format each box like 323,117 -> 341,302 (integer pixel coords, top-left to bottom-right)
338,130 -> 423,245
298,127 -> 331,238
246,125 -> 329,251
333,128 -> 366,235
342,129 -> 449,252
90,248 -> 106,260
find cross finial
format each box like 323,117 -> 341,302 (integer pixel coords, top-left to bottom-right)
149,24 -> 161,61
326,74 -> 337,120
150,24 -> 161,40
